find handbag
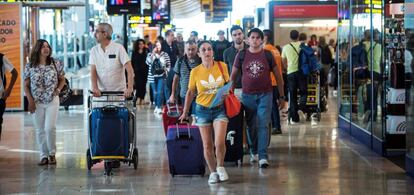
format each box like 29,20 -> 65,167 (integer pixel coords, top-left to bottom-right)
52,59 -> 72,104
217,61 -> 241,118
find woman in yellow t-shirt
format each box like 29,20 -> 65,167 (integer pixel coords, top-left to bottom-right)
179,41 -> 229,184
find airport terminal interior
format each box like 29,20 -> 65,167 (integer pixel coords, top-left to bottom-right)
1,0 -> 414,194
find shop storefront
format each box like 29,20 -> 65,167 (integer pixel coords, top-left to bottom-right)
405,0 -> 414,177
265,1 -> 338,47
337,0 -> 413,175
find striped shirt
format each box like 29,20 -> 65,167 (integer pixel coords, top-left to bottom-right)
146,52 -> 171,82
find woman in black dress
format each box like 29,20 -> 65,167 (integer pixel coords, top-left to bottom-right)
132,39 -> 149,105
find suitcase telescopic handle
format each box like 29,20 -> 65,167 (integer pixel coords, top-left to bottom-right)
175,120 -> 191,139
166,101 -> 180,113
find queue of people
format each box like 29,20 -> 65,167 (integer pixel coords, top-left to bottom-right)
1,22 -> 339,185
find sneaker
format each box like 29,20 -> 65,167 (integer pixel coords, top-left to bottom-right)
298,110 -> 306,121
259,159 -> 269,168
250,154 -> 258,163
333,90 -> 338,97
216,167 -> 229,182
153,107 -> 159,113
363,110 -> 371,123
289,118 -> 298,125
38,158 -> 48,166
48,155 -> 56,165
271,128 -> 282,135
157,108 -> 163,114
208,172 -> 219,184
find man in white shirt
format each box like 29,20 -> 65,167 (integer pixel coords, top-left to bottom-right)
0,53 -> 18,140
89,23 -> 134,98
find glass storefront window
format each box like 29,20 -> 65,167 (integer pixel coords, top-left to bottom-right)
406,0 -> 414,160
338,0 -> 351,120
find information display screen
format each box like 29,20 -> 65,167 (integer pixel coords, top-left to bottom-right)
107,0 -> 141,15
151,0 -> 170,23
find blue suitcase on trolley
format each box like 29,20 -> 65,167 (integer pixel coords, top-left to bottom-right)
166,124 -> 205,177
90,105 -> 129,160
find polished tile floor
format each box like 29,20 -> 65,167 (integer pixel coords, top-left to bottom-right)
1,94 -> 414,195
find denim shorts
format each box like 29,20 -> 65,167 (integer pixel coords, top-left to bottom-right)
195,104 -> 228,127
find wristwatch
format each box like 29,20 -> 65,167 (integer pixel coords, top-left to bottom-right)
279,96 -> 286,99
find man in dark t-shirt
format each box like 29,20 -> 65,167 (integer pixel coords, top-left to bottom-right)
213,30 -> 231,61
162,30 -> 180,101
230,28 -> 286,169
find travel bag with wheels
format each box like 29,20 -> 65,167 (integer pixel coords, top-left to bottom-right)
166,122 -> 205,177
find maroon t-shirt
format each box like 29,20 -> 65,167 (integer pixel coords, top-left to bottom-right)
234,50 -> 273,94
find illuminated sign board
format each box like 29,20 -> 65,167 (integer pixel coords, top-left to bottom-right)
0,3 -> 23,110
107,0 -> 141,15
151,0 -> 170,24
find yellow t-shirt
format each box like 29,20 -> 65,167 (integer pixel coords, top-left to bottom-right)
282,41 -> 301,74
188,61 -> 230,107
363,41 -> 381,74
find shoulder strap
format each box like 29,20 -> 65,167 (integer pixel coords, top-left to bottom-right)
217,61 -> 228,83
237,49 -> 245,68
290,43 -> 299,55
264,50 -> 274,70
184,56 -> 192,71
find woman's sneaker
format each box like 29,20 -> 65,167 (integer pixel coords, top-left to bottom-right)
216,167 -> 229,182
259,159 -> 269,168
208,172 -> 219,184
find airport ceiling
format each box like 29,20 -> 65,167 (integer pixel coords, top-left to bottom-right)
171,0 -> 201,19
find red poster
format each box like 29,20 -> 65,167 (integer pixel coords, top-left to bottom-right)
274,5 -> 337,18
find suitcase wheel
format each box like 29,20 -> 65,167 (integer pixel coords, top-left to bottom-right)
133,148 -> 138,170
104,162 -> 113,176
200,166 -> 205,177
170,166 -> 176,177
86,149 -> 92,170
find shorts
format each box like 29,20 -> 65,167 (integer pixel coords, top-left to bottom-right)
195,104 -> 228,127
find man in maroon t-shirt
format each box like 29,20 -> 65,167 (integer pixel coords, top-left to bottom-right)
230,28 -> 286,168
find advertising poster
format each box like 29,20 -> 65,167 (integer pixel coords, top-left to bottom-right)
0,3 -> 22,110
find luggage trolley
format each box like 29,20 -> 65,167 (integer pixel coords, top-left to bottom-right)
86,91 -> 138,176
304,72 -> 327,121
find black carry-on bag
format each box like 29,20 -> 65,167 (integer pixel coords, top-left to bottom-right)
224,105 -> 244,166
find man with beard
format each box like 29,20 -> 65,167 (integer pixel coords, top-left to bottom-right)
168,41 -> 201,117
223,25 -> 248,96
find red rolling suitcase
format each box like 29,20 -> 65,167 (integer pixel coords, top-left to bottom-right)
162,103 -> 183,136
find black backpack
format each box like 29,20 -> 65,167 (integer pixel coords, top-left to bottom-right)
351,42 -> 372,79
0,53 -> 6,87
320,45 -> 333,65
151,57 -> 164,75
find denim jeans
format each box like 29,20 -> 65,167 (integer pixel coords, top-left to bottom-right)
271,87 -> 281,130
195,104 -> 228,127
33,96 -> 59,159
241,91 -> 273,160
287,71 -> 308,122
153,77 -> 165,108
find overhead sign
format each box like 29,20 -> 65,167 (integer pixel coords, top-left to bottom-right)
151,0 -> 170,24
0,3 -> 23,110
106,0 -> 141,15
213,0 -> 232,12
128,15 -> 152,28
274,5 -> 337,18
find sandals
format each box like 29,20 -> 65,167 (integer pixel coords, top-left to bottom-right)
49,156 -> 57,165
38,158 -> 48,166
